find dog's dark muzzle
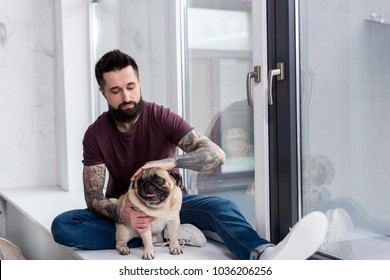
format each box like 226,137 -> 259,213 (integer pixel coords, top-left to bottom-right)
137,179 -> 170,204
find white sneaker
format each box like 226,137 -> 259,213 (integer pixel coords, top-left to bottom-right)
260,211 -> 328,260
163,224 -> 207,247
152,231 -> 164,244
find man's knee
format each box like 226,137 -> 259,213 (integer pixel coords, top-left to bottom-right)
51,213 -> 67,243
211,196 -> 239,209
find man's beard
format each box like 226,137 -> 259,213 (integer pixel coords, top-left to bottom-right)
108,97 -> 144,123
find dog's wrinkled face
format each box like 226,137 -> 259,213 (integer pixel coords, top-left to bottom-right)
133,168 -> 179,205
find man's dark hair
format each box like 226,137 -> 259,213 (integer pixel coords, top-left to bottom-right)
95,49 -> 139,88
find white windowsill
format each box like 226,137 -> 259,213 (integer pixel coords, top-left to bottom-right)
0,186 -> 235,260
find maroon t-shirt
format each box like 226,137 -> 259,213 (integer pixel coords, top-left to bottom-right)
82,101 -> 193,198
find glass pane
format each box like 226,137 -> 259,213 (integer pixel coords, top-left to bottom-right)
299,0 -> 390,259
183,0 -> 255,226
92,0 -> 173,117
188,8 -> 252,51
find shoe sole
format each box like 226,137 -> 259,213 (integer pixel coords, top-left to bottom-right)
269,211 -> 328,260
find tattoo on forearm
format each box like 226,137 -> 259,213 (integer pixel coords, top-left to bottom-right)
83,165 -> 121,222
176,130 -> 225,171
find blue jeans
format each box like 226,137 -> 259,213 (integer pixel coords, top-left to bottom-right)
51,194 -> 270,259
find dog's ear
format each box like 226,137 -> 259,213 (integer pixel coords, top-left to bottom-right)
168,170 -> 180,185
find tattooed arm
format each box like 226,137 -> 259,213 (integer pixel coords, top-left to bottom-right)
131,130 -> 225,180
175,130 -> 225,171
83,164 -> 122,222
84,164 -> 155,231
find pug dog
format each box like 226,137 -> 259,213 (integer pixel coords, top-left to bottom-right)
111,167 -> 183,260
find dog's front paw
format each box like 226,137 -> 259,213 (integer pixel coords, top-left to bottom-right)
142,249 -> 155,260
169,239 -> 183,255
169,240 -> 183,255
170,246 -> 183,255
116,245 -> 130,255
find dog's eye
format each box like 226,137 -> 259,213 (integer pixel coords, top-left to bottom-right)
137,178 -> 145,186
154,177 -> 164,185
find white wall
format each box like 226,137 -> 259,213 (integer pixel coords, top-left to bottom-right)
0,0 -> 56,188
54,0 -> 92,192
0,0 -> 91,191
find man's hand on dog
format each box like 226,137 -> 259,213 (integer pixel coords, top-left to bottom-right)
119,201 -> 155,233
131,158 -> 175,182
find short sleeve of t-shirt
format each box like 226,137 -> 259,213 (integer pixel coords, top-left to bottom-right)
82,126 -> 104,166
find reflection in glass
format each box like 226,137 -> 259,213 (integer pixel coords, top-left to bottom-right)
299,0 -> 390,259
184,1 -> 255,227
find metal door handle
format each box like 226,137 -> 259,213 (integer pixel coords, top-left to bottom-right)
268,62 -> 285,105
246,66 -> 261,106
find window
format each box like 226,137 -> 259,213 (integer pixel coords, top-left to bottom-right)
92,0 -> 258,228
298,0 -> 390,260
91,0 -> 179,117
182,0 -> 256,227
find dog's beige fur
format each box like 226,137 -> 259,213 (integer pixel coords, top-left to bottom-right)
111,167 -> 182,259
